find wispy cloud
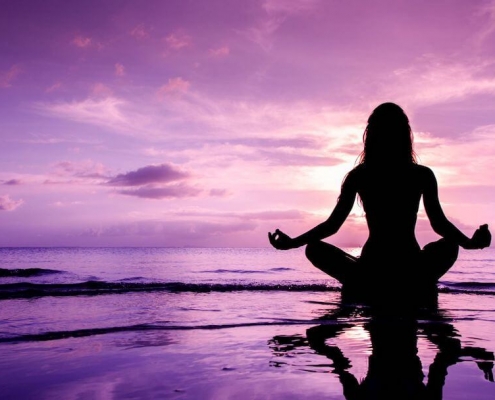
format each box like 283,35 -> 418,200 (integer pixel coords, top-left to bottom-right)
242,17 -> 284,52
415,125 -> 495,187
473,0 -> 495,47
385,56 -> 495,107
164,32 -> 191,50
80,219 -> 257,247
157,77 -> 190,98
72,35 -> 92,48
91,83 -> 113,96
0,195 -> 23,211
115,63 -> 125,77
51,201 -> 84,208
209,188 -> 229,197
262,0 -> 320,13
0,65 -> 21,88
130,24 -> 150,39
242,0 -> 320,51
45,82 -> 62,93
35,97 -> 135,133
107,163 -> 188,186
51,160 -> 110,180
172,208 -> 310,221
106,163 -> 201,200
17,133 -> 100,145
3,179 -> 22,185
209,46 -> 230,57
117,184 -> 201,199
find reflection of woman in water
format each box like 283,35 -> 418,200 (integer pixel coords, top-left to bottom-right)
269,102 -> 491,290
270,303 -> 494,399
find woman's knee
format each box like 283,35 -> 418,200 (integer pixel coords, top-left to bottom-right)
438,238 -> 459,262
305,241 -> 326,263
423,238 -> 459,271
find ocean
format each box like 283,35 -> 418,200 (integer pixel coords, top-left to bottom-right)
0,247 -> 494,399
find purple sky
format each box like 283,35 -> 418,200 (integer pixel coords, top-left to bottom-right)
1,0 -> 494,247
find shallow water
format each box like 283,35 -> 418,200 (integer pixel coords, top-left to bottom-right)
0,247 -> 494,399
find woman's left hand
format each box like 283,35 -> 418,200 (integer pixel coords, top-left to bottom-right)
268,229 -> 295,250
471,224 -> 491,249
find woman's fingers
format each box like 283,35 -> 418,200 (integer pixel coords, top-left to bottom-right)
268,229 -> 291,250
268,231 -> 281,249
471,225 -> 492,249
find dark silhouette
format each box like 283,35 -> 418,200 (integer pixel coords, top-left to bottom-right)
269,297 -> 494,399
269,102 -> 491,295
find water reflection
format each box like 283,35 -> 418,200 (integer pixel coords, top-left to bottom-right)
269,291 -> 494,399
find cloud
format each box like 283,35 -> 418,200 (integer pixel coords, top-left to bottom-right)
3,179 -> 22,185
384,57 -> 495,107
18,134 -> 100,145
117,184 -> 201,199
107,163 -> 189,186
228,137 -> 321,149
0,65 -> 21,88
35,97 -> 133,132
130,24 -> 150,39
414,126 -> 495,187
262,0 -> 320,13
45,82 -> 62,93
0,195 -> 23,211
209,188 -> 229,197
164,32 -> 191,50
173,209 -> 310,221
209,46 -> 230,57
79,219 -> 257,246
51,201 -> 84,207
72,35 -> 92,48
157,77 -> 190,98
115,63 -> 125,77
243,209 -> 308,220
242,17 -> 284,52
242,0 -> 320,51
473,0 -> 495,46
91,83 -> 113,96
258,149 -> 343,166
106,163 -> 201,200
51,160 -> 110,180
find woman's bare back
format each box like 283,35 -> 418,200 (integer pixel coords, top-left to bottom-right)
348,163 -> 430,261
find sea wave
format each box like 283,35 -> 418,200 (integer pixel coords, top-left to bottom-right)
443,282 -> 495,288
201,269 -> 270,274
200,267 -> 295,274
1,280 -> 495,300
0,319 -> 348,343
0,268 -> 62,277
0,281 -> 338,299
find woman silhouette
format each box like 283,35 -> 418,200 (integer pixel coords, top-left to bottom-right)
269,102 -> 491,291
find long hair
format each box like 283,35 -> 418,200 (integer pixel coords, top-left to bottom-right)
358,102 -> 417,167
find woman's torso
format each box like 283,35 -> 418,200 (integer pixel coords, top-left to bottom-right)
352,163 -> 427,264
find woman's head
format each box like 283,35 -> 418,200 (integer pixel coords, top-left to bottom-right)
359,102 -> 417,166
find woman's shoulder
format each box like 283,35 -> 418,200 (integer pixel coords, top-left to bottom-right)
411,164 -> 438,188
413,164 -> 435,177
340,165 -> 364,190
346,164 -> 365,181
346,163 -> 436,179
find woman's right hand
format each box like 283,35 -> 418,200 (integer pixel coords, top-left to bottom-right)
268,229 -> 295,250
467,224 -> 491,249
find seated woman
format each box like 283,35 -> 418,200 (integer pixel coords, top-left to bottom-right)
268,102 -> 491,293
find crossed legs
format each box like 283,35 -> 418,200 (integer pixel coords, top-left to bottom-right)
305,239 -> 459,286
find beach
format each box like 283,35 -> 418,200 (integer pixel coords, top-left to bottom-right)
0,247 -> 494,399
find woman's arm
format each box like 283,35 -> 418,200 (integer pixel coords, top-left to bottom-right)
268,170 -> 358,250
422,167 -> 491,249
